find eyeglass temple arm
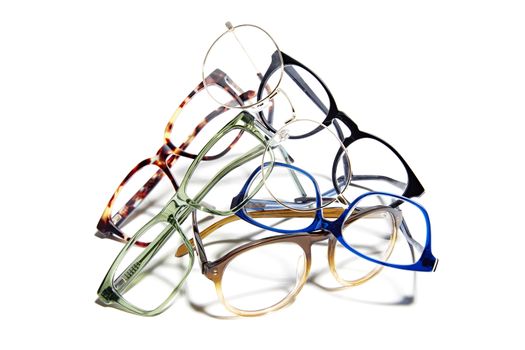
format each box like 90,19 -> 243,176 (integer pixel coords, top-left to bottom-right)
312,175 -> 408,203
176,203 -> 396,257
245,174 -> 364,210
111,87 -> 252,229
191,210 -> 209,270
276,146 -> 308,198
383,199 -> 426,262
269,59 -> 352,193
283,64 -> 329,115
175,207 -> 346,257
112,168 -> 167,228
292,179 -> 378,206
242,167 -> 365,211
192,145 -> 267,214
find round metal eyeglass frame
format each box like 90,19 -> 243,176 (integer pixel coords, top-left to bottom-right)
202,22 -> 284,111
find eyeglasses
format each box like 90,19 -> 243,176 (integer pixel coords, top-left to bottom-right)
97,111 -> 278,315
235,162 -> 438,272
95,72 -> 255,245
172,161 -> 436,316
202,22 -> 423,199
175,197 -> 402,316
95,21 -> 435,317
255,51 -> 425,199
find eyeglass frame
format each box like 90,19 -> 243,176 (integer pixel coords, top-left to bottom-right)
232,162 -> 438,272
176,205 -> 399,317
96,71 -> 254,245
256,51 -> 425,199
97,111 -> 277,316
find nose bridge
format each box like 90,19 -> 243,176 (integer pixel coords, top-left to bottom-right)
164,200 -> 188,225
321,217 -> 339,233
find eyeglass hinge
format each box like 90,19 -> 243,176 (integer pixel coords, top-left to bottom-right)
100,287 -> 118,303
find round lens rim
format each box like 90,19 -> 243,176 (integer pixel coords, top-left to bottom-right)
261,118 -> 352,212
202,23 -> 284,110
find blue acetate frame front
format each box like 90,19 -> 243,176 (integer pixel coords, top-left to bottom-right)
232,162 -> 438,272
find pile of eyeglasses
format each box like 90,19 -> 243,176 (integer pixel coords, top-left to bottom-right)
94,22 -> 438,317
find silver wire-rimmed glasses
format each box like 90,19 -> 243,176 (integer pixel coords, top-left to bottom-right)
203,22 -> 284,110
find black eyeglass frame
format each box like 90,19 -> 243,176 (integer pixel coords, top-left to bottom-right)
256,51 -> 425,199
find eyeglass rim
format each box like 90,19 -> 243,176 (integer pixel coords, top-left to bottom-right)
96,111 -> 276,315
233,162 -> 437,272
97,77 -> 255,243
182,205 -> 395,316
256,51 -> 425,198
175,111 -> 275,216
260,118 -> 352,211
97,202 -> 195,316
202,22 -> 285,110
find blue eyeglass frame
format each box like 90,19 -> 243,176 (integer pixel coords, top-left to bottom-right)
231,162 -> 438,272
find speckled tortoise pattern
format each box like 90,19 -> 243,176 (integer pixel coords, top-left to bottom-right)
96,70 -> 254,246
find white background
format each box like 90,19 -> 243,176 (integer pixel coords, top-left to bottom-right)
1,0 -> 524,348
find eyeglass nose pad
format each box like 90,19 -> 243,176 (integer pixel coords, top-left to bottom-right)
251,99 -> 270,112
269,127 -> 290,147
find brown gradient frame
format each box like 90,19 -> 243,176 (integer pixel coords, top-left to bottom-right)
176,206 -> 399,316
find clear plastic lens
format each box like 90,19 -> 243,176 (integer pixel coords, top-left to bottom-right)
259,65 -> 331,131
113,221 -> 191,311
261,119 -> 350,211
220,241 -> 306,313
344,194 -> 428,266
111,164 -> 175,239
168,85 -> 242,157
185,129 -> 266,213
332,237 -> 384,284
336,209 -> 396,283
344,138 -> 409,196
203,24 -> 282,108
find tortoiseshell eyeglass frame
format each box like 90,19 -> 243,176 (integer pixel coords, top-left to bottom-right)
177,205 -> 399,317
96,70 -> 253,246
257,51 -> 425,199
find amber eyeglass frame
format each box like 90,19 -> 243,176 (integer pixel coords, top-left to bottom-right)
96,70 -> 253,245
176,206 -> 400,317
